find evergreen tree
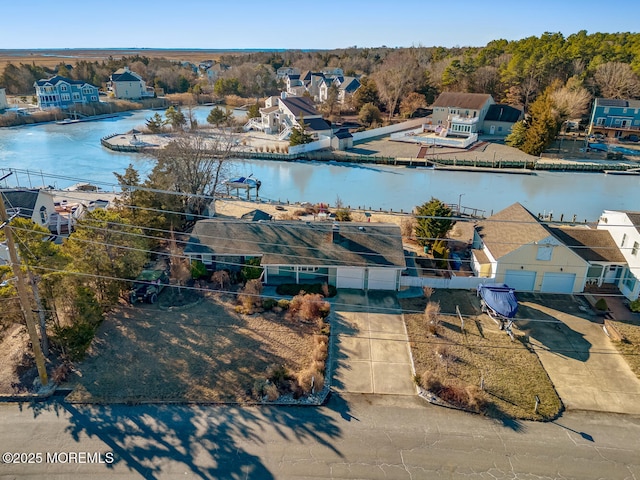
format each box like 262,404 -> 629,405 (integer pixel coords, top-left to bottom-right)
414,198 -> 454,247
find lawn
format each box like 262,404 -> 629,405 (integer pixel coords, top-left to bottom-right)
66,289 -> 326,403
401,290 -> 562,421
608,319 -> 640,378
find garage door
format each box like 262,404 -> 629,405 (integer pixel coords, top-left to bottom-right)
504,269 -> 537,291
367,268 -> 397,290
336,267 -> 365,289
540,272 -> 576,293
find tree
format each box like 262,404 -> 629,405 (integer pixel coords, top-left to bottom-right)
145,113 -> 166,133
520,86 -> 559,156
593,62 -> 640,99
62,209 -> 149,306
505,120 -> 528,149
373,49 -> 422,119
213,77 -> 241,96
207,106 -> 232,128
247,103 -> 260,119
289,122 -> 313,146
399,92 -> 427,118
414,198 -> 454,247
165,106 -> 187,131
352,76 -> 381,110
358,103 -> 382,127
148,131 -> 238,224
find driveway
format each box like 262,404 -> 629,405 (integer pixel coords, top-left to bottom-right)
331,290 -> 415,395
516,294 -> 640,415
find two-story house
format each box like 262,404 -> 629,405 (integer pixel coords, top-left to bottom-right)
588,98 -> 640,140
33,76 -> 99,109
597,210 -> 640,300
107,67 -> 154,100
430,92 -> 494,137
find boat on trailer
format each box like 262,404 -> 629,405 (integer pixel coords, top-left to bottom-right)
477,284 -> 518,336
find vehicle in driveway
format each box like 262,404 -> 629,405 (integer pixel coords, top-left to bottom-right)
129,266 -> 169,304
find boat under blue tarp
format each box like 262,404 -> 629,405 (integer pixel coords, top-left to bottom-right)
477,284 -> 518,319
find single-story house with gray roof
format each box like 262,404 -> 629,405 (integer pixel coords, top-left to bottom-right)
183,220 -> 406,290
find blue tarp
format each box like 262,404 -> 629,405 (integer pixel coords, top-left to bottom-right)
477,284 -> 518,319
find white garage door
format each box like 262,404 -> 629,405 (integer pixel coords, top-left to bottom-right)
336,267 -> 365,289
367,268 -> 397,290
540,272 -> 576,293
504,269 -> 537,291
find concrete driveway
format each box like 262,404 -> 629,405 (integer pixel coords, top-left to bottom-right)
516,294 -> 640,415
331,290 -> 415,395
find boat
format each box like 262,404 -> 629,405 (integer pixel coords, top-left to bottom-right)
224,175 -> 261,189
604,168 -> 640,175
477,284 -> 518,335
56,118 -> 80,125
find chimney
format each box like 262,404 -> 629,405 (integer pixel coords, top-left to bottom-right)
332,222 -> 340,243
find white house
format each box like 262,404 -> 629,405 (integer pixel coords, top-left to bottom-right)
597,210 -> 640,300
108,67 -> 154,100
0,189 -> 57,230
430,92 -> 494,137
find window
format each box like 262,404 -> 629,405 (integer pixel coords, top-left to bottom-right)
298,266 -> 318,272
604,107 -> 609,114
633,242 -> 639,256
622,233 -> 627,247
60,85 -> 67,92
536,245 -> 553,261
596,117 -> 605,126
623,269 -> 637,291
39,206 -> 47,224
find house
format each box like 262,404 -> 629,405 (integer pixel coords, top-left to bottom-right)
0,88 -> 7,110
336,76 -> 361,104
588,98 -> 640,140
276,67 -> 300,81
430,92 -> 494,137
472,203 -> 589,293
597,210 -> 640,300
285,74 -> 306,97
33,76 -> 99,109
183,220 -> 406,290
482,104 -> 523,136
247,93 -> 331,139
204,63 -> 226,83
0,189 -> 57,231
107,67 -> 154,100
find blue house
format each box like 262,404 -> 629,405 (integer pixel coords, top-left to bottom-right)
33,75 -> 100,109
588,98 -> 640,140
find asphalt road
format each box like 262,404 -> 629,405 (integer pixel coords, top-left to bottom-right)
0,394 -> 639,479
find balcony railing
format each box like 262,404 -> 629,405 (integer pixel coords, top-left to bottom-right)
448,114 -> 478,125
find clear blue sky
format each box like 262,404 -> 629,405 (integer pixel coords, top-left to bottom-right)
2,0 -> 638,50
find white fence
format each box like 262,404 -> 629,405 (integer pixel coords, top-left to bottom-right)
400,274 -> 495,290
351,118 -> 426,142
391,130 -> 478,149
288,136 -> 332,155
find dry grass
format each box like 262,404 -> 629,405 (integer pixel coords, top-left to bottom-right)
66,291 -> 322,403
609,320 -> 640,378
401,291 -> 562,420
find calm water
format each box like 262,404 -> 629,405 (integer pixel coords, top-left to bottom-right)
0,107 -> 638,221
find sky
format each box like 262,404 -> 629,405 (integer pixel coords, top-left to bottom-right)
1,0 -> 639,50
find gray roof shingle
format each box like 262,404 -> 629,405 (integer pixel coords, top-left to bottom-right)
432,92 -> 492,110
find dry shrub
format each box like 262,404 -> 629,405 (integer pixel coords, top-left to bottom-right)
321,283 -> 330,297
465,385 -> 487,412
313,343 -> 328,362
264,383 -> 280,401
224,94 -> 246,106
52,363 -> 71,384
211,270 -> 230,290
297,368 -> 324,394
312,360 -> 325,373
401,216 -> 416,239
314,334 -> 329,346
420,371 -> 442,392
424,301 -> 441,335
293,209 -> 307,217
265,364 -> 289,388
298,293 -> 329,322
422,286 -> 434,299
239,279 -> 263,312
438,383 -> 468,408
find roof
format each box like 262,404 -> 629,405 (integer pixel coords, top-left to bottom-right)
625,212 -> 640,235
111,71 -> 141,82
184,220 -> 406,268
338,76 -> 360,93
475,203 -> 552,259
472,248 -> 490,264
484,104 -> 522,123
548,227 -> 626,263
432,92 -> 493,110
334,128 -> 353,139
280,96 -> 320,118
595,98 -> 640,109
302,117 -> 331,131
35,75 -> 91,87
0,189 -> 39,219
260,105 -> 279,114
240,209 -> 273,222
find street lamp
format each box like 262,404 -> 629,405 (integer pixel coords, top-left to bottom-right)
458,193 -> 465,215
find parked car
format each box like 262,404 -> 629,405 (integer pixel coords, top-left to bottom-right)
129,267 -> 169,304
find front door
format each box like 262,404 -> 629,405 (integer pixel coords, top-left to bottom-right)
489,125 -> 495,135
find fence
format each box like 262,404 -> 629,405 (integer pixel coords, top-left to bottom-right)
351,118 -> 427,142
400,274 -> 495,290
288,136 -> 332,155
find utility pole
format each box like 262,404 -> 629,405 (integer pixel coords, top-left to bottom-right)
0,182 -> 48,387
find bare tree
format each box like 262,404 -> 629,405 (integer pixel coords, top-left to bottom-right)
373,49 -> 422,119
551,83 -> 592,121
593,62 -> 640,99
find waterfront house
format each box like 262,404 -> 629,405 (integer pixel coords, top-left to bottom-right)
430,92 -> 494,137
587,98 -> 640,140
472,203 -> 589,293
246,93 -> 331,140
482,104 -> 523,136
597,210 -> 640,300
33,76 -> 99,109
0,188 -> 56,230
107,67 -> 154,100
183,220 -> 406,291
0,88 -> 7,110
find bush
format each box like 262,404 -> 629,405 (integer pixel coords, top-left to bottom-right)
239,279 -> 263,312
277,299 -> 290,310
287,293 -> 330,322
191,260 -> 208,279
262,298 -> 278,310
630,299 -> 640,312
53,322 -> 96,361
335,208 -> 352,222
275,283 -> 337,297
241,257 -> 263,282
266,364 -> 290,388
297,368 -> 325,394
263,383 -> 280,401
595,298 -> 608,311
